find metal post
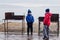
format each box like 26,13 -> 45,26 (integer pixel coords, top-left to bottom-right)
23,19 -> 25,33
7,20 -> 8,36
4,19 -> 6,35
22,19 -> 25,35
22,20 -> 23,35
57,21 -> 59,37
38,21 -> 40,36
4,19 -> 8,40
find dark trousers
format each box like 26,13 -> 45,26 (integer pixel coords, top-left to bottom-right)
27,22 -> 33,36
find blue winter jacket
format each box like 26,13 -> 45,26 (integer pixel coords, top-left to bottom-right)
26,14 -> 34,23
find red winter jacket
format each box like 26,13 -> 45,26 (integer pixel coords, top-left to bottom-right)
43,12 -> 52,26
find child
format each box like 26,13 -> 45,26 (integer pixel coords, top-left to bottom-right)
43,8 -> 52,40
26,9 -> 34,36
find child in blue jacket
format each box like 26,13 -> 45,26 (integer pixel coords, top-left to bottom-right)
26,9 -> 34,36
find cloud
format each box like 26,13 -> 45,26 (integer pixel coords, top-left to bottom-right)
0,3 -> 60,7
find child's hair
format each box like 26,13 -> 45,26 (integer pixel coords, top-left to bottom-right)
45,8 -> 50,12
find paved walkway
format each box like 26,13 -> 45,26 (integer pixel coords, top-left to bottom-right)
0,32 -> 59,40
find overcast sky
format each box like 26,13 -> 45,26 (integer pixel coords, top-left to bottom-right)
0,0 -> 60,4
0,0 -> 60,23
0,0 -> 60,7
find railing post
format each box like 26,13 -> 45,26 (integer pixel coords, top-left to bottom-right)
57,19 -> 59,37
38,18 -> 40,36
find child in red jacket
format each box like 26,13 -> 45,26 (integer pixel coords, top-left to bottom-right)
43,8 -> 52,40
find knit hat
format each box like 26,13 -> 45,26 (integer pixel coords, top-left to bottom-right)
28,9 -> 31,13
45,8 -> 50,12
